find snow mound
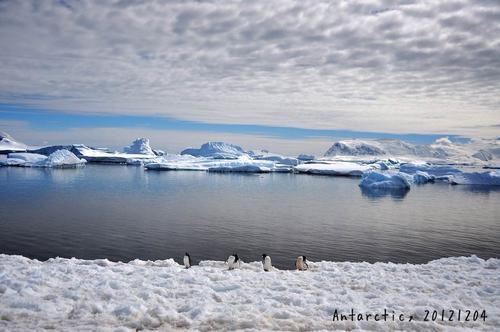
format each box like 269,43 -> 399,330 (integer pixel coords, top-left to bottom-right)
0,150 -> 85,168
181,142 -> 247,159
123,138 -> 155,155
295,162 -> 372,176
449,171 -> 500,186
252,152 -> 300,166
0,131 -> 27,153
0,254 -> 498,331
359,171 -> 412,189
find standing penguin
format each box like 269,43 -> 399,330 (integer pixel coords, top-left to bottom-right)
227,253 -> 240,270
183,252 -> 192,269
295,255 -> 309,271
262,254 -> 272,272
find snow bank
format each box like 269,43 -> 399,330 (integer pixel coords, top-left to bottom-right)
359,171 -> 411,189
181,142 -> 247,159
449,171 -> 500,186
295,162 -> 372,176
0,254 -> 497,331
0,150 -> 86,168
123,138 -> 155,155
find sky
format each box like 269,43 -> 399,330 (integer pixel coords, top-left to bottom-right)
0,0 -> 499,154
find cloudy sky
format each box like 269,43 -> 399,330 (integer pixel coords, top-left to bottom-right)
0,0 -> 499,153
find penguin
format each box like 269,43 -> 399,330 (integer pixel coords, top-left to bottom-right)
262,254 -> 272,272
183,252 -> 192,269
227,253 -> 240,270
295,255 -> 309,271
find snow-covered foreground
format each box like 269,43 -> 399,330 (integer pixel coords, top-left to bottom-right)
0,255 -> 498,331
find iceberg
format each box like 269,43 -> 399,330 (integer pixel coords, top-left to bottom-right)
359,171 -> 412,189
399,162 -> 462,176
123,138 -> 155,155
412,171 -> 435,184
181,142 -> 247,159
0,254 -> 497,331
0,131 -> 27,153
0,150 -> 86,168
252,152 -> 300,166
294,162 -> 372,176
73,145 -> 157,164
297,154 -> 315,161
449,171 -> 500,186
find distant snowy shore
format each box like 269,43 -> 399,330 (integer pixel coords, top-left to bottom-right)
0,254 -> 498,331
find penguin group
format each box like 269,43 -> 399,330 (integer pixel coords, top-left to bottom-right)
183,252 -> 309,272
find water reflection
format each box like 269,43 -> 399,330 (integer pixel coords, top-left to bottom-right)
360,186 -> 410,200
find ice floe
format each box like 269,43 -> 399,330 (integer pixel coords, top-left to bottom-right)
0,254 -> 497,331
295,161 -> 373,176
399,162 -> 463,176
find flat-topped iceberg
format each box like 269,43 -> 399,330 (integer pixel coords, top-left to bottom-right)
359,171 -> 412,189
0,254 -> 497,331
181,142 -> 247,159
73,145 -> 158,164
449,171 -> 500,186
0,150 -> 86,168
295,161 -> 372,176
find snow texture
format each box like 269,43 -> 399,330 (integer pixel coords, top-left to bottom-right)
399,163 -> 463,176
0,254 -> 498,331
0,131 -> 27,153
295,162 -> 373,176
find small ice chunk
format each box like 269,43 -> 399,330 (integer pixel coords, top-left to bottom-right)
359,171 -> 411,189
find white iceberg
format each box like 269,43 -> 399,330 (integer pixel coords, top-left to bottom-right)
123,138 -> 155,155
449,171 -> 500,186
252,152 -> 300,166
181,142 -> 247,159
295,162 -> 372,176
0,254 -> 497,331
0,150 -> 86,168
359,171 -> 412,189
74,145 -> 157,164
0,131 -> 27,153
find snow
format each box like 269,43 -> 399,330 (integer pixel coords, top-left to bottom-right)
359,171 -> 412,189
181,142 -> 247,159
449,171 -> 500,186
0,131 -> 27,153
0,254 -> 498,331
295,162 -> 373,176
0,150 -> 86,168
252,152 -> 300,166
123,138 -> 155,155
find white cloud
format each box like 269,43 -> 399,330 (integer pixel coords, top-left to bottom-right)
0,0 -> 499,137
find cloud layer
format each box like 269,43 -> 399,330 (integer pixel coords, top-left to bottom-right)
0,0 -> 499,137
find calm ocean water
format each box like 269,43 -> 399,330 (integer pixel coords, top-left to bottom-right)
1,164 -> 499,269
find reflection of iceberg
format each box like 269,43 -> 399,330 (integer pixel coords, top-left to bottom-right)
360,186 -> 410,199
